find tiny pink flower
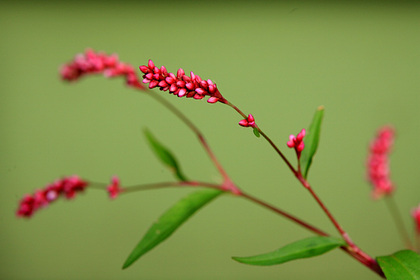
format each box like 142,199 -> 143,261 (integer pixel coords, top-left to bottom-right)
412,204 -> 420,234
16,195 -> 36,218
238,114 -> 256,128
139,60 -> 226,104
287,129 -> 306,158
107,176 -> 122,200
62,176 -> 88,199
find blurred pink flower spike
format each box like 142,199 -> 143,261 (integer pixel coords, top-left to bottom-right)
238,114 -> 256,128
107,176 -> 122,200
60,49 -> 144,89
411,204 -> 420,235
16,176 -> 88,218
366,126 -> 395,200
287,129 -> 306,159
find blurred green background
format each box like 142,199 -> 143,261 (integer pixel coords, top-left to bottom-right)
1,1 -> 420,279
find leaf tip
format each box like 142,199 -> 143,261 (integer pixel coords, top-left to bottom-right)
122,260 -> 131,270
317,105 -> 325,111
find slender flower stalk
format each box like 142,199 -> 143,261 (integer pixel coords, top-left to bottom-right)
366,126 -> 413,249
225,95 -> 382,276
385,196 -> 414,249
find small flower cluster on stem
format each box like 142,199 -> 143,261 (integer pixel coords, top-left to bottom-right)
367,126 -> 395,199
16,176 -> 88,218
238,114 -> 256,128
287,129 -> 306,160
139,60 -> 226,104
107,176 -> 122,199
60,49 -> 144,89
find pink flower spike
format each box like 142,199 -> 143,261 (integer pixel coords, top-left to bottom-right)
61,49 -> 145,90
412,204 -> 420,234
107,176 -> 122,200
366,126 -> 395,200
139,60 -> 226,104
16,176 -> 89,218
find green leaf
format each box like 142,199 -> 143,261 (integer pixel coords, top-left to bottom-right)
122,188 -> 223,269
300,106 -> 324,179
253,127 -> 261,138
377,250 -> 420,280
144,128 -> 187,181
232,236 -> 345,266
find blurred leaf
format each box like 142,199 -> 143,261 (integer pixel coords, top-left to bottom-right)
232,236 -> 344,266
144,128 -> 187,181
377,250 -> 420,280
253,127 -> 261,138
122,188 -> 223,269
300,106 -> 324,178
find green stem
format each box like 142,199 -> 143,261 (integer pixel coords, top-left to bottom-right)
385,196 -> 414,250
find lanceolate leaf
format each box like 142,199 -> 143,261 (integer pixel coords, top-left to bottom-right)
377,250 -> 420,280
122,189 -> 223,269
300,106 -> 324,179
232,236 -> 344,266
144,128 -> 187,181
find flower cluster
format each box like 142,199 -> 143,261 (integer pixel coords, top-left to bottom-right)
366,126 -> 395,199
238,114 -> 256,128
412,204 -> 420,234
139,60 -> 226,104
287,129 -> 306,159
16,176 -> 88,218
60,49 -> 144,89
107,176 -> 122,199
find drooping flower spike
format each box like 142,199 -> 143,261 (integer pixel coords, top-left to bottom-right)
139,60 -> 227,104
60,49 -> 145,89
287,129 -> 306,159
366,126 -> 395,200
16,176 -> 88,218
238,114 -> 256,128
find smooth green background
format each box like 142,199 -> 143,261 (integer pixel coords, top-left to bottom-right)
1,1 -> 420,279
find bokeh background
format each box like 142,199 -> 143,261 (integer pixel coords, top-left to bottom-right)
1,1 -> 420,279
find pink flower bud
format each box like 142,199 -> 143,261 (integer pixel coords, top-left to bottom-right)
238,114 -> 257,128
107,176 -> 122,200
286,129 -> 306,159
